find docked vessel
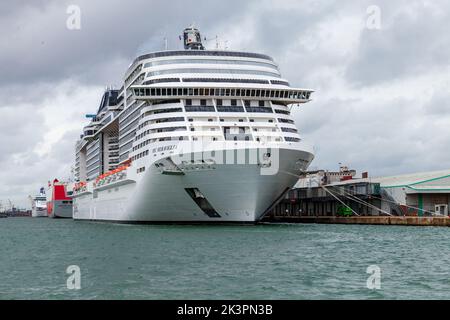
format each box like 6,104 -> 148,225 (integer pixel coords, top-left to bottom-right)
72,26 -> 315,223
46,179 -> 73,218
31,188 -> 47,218
0,202 -> 7,218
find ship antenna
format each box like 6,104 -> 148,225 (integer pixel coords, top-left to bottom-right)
202,35 -> 219,50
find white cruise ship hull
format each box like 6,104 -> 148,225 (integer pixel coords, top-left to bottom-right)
48,200 -> 73,219
32,208 -> 47,218
73,143 -> 313,223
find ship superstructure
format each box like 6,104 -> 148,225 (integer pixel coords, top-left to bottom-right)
75,89 -> 120,182
46,179 -> 73,218
72,26 -> 315,223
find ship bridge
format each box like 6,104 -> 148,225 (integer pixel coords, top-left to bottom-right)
130,84 -> 313,105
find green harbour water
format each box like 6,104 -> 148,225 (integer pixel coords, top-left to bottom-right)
0,217 -> 449,299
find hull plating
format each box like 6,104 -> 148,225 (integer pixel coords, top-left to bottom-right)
73,145 -> 313,223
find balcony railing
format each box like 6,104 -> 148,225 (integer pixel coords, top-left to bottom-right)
185,105 -> 215,112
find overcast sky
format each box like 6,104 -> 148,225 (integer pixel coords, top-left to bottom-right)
1,0 -> 449,208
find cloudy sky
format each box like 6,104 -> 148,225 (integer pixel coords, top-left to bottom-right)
1,0 -> 449,208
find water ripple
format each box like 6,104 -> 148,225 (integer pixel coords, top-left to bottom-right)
0,218 -> 449,299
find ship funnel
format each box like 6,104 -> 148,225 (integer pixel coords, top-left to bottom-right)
183,25 -> 204,50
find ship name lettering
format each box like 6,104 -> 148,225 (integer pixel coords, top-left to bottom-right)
152,144 -> 177,153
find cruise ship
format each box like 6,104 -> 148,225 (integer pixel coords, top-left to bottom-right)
31,187 -> 47,218
72,26 -> 315,223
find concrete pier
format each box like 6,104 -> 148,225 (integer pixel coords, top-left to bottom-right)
264,215 -> 450,227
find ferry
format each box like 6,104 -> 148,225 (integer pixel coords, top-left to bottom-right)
47,179 -> 73,218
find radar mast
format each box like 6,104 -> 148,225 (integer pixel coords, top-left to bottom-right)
183,25 -> 205,50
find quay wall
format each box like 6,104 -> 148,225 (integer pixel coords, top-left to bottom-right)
264,216 -> 450,227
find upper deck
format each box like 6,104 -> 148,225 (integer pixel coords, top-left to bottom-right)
125,50 -> 275,78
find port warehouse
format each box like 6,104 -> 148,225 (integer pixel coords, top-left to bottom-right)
267,168 -> 450,218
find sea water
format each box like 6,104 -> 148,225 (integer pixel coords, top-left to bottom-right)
0,217 -> 449,299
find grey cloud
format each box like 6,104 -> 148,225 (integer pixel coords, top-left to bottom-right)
0,106 -> 46,163
0,0 -> 50,18
298,94 -> 450,176
345,1 -> 450,87
0,0 -> 255,88
423,91 -> 450,116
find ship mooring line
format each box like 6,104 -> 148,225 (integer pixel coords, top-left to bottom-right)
280,170 -> 359,216
318,184 -> 360,216
280,170 -> 439,216
329,185 -> 392,216
368,194 -> 436,216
